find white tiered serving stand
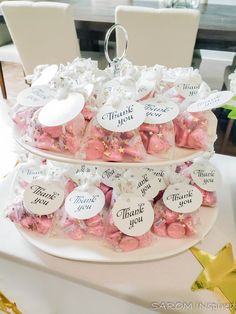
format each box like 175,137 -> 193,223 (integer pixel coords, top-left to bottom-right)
9,24 -> 218,263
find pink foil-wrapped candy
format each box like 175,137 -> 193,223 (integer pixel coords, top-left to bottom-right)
176,163 -> 217,208
152,219 -> 167,237
80,118 -> 146,162
43,126 -> 63,138
12,106 -> 38,131
167,222 -> 186,239
35,216 -> 53,234
62,217 -> 84,240
85,139 -> 105,160
65,114 -> 86,136
119,236 -> 140,252
174,112 -> 209,150
139,122 -> 174,159
136,231 -> 153,248
29,111 -> 86,155
152,201 -> 198,239
99,183 -> 113,208
35,132 -> 61,152
65,179 -> 78,197
104,212 -> 153,252
163,208 -> 179,224
7,199 -> 55,235
192,183 -> 217,207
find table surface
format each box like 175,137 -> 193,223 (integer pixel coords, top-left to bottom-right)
48,1 -> 236,30
0,101 -> 236,313
50,1 -> 236,51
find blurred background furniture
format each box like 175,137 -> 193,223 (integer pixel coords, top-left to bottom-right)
0,21 -> 20,98
32,1 -> 235,53
1,1 -> 80,75
219,55 -> 236,153
115,6 -> 199,67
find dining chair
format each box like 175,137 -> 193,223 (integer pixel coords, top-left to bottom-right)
1,1 -> 81,75
115,6 -> 200,68
0,22 -> 21,99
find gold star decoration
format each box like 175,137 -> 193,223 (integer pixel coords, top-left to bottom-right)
0,291 -> 22,314
178,214 -> 185,222
118,147 -> 124,153
190,243 -> 236,314
103,151 -> 111,157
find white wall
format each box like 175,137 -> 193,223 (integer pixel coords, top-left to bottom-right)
200,51 -> 234,90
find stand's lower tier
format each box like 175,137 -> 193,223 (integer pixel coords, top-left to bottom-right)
18,206 -> 218,263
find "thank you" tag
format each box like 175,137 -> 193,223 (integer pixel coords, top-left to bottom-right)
146,167 -> 169,190
32,64 -> 58,87
129,169 -> 160,200
189,161 -> 221,192
97,101 -> 146,132
65,187 -> 105,219
67,165 -> 98,182
18,165 -> 47,183
97,167 -> 125,188
17,86 -> 56,107
23,180 -> 64,215
38,93 -> 85,126
112,194 -> 154,236
142,99 -> 179,124
188,91 -> 233,112
175,79 -> 201,99
163,183 -> 202,213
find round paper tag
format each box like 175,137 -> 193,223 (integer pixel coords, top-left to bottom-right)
97,100 -> 146,132
189,161 -> 221,192
112,194 -> 154,236
97,167 -> 125,188
129,169 -> 160,200
100,80 -> 135,104
68,165 -> 97,182
136,79 -> 155,100
32,64 -> 58,87
142,99 -> 179,124
100,80 -> 119,103
146,167 -> 169,190
187,91 -> 233,113
17,85 -> 56,107
18,165 -> 47,182
23,180 -> 65,215
163,183 -> 202,213
38,93 -> 85,126
65,187 -> 105,219
175,78 -> 201,99
84,84 -> 94,98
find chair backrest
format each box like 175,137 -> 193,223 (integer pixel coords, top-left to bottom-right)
1,1 -> 80,74
115,6 -> 200,68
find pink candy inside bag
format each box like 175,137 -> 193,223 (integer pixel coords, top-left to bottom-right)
152,201 -> 198,239
6,198 -> 56,236
176,162 -> 217,208
174,111 -> 210,150
26,110 -> 87,155
57,178 -> 107,240
12,105 -> 39,132
79,118 -> 147,162
139,122 -> 175,159
104,212 -> 153,252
